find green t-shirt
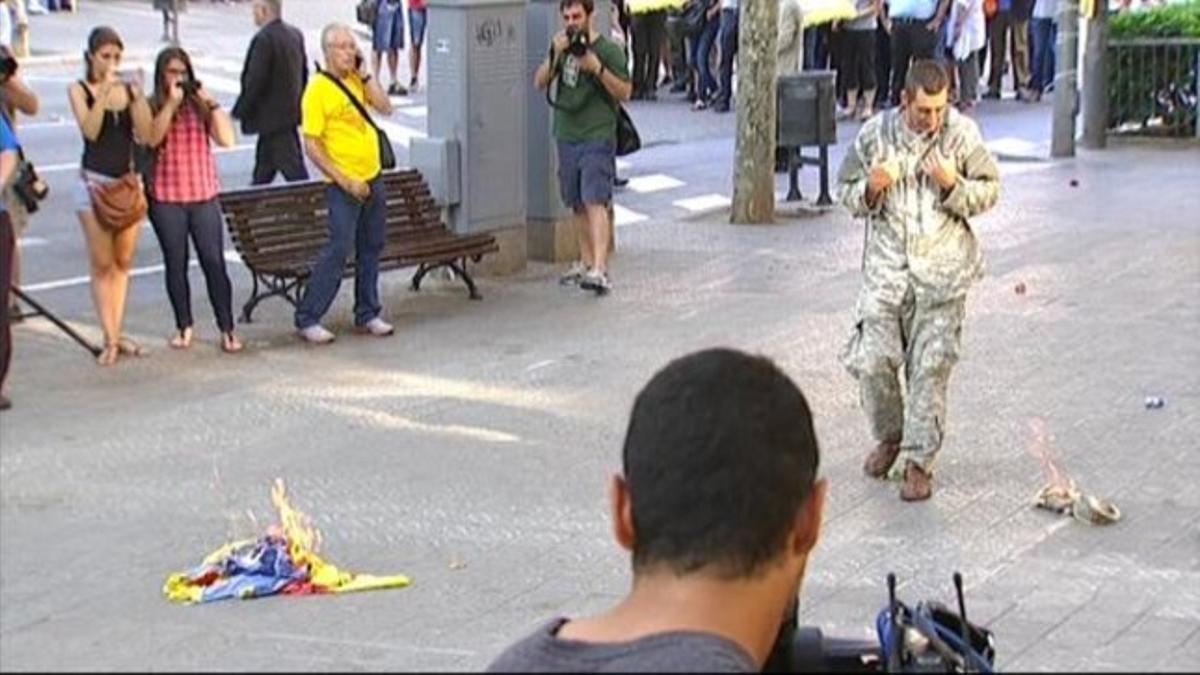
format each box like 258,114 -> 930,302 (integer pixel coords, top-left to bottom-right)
551,36 -> 630,143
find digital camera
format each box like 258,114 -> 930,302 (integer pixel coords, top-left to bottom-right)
565,27 -> 589,58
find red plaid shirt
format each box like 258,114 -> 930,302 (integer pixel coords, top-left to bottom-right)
152,105 -> 221,203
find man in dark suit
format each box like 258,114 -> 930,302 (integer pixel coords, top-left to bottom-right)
232,0 -> 310,184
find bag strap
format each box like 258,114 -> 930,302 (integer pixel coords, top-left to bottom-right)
317,67 -> 383,134
544,52 -> 595,114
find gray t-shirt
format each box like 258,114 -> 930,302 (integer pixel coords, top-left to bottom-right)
845,0 -> 879,30
486,618 -> 758,673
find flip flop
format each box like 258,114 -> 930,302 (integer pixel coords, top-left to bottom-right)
97,342 -> 120,366
116,337 -> 149,358
169,327 -> 194,350
220,332 -> 244,354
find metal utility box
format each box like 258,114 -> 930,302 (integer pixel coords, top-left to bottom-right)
777,70 -> 837,148
409,136 -> 461,206
426,0 -> 527,234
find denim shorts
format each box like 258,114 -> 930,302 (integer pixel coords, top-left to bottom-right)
373,0 -> 405,52
556,139 -> 615,211
73,169 -> 124,214
409,8 -> 427,46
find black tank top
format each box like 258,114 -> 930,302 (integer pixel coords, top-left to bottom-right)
79,81 -> 134,178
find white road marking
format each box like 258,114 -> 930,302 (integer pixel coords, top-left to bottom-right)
612,204 -> 648,227
398,105 -> 428,119
616,158 -> 632,172
673,193 -> 730,212
39,143 -> 258,174
376,119 -> 427,148
626,174 -> 685,194
23,251 -> 244,293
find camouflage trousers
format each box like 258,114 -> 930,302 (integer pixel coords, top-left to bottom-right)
840,287 -> 967,474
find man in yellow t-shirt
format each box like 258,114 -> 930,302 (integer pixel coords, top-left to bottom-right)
295,23 -> 395,344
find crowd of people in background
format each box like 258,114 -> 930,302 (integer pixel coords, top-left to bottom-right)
616,0 -> 1187,117
612,0 -> 1072,117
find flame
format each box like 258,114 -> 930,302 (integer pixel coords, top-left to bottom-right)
1027,417 -> 1075,491
270,478 -> 323,566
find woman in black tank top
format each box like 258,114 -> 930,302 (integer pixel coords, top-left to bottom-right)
66,26 -> 153,366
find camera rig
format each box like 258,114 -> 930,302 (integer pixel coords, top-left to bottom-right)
766,572 -> 996,673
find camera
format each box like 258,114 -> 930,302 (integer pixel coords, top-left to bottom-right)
565,27 -> 589,57
765,573 -> 996,673
180,78 -> 202,97
0,46 -> 19,81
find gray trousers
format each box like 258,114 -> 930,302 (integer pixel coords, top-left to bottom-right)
841,288 -> 967,474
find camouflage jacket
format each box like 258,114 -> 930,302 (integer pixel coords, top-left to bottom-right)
837,107 -> 1000,306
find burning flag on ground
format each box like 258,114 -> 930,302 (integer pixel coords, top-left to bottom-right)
1027,418 -> 1121,526
164,479 -> 411,604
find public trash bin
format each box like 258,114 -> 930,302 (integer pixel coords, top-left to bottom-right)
777,70 -> 837,204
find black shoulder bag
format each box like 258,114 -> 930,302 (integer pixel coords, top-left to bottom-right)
318,68 -> 396,171
1,110 -> 48,214
544,47 -> 640,157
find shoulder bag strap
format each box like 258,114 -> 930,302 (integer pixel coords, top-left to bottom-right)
318,68 -> 383,133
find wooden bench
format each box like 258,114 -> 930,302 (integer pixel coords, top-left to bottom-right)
217,169 -> 498,323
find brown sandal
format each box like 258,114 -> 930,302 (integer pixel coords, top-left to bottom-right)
116,337 -> 149,358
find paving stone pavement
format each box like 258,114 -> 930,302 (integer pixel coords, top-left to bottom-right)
2,139 -> 1198,671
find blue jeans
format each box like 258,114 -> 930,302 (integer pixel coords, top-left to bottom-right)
691,17 -> 719,101
295,179 -> 386,329
1029,18 -> 1056,93
716,8 -> 739,107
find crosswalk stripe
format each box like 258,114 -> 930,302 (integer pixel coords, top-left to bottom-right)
673,194 -> 730,213
613,204 -> 648,227
376,119 -> 428,148
626,173 -> 685,194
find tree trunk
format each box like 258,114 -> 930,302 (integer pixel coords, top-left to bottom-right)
1081,0 -> 1109,149
731,0 -> 779,224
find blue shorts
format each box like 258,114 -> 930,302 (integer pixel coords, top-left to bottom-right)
556,139 -> 615,211
409,8 -> 427,46
373,0 -> 405,52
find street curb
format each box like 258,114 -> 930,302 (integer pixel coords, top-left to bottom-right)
21,53 -> 84,68
23,49 -> 163,69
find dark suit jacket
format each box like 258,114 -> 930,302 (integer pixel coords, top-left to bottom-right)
231,18 -> 307,136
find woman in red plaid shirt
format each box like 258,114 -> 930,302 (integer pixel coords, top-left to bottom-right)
145,47 -> 243,353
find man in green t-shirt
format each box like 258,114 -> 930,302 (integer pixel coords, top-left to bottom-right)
534,0 -> 631,296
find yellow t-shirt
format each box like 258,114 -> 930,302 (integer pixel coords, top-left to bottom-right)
301,73 -> 381,183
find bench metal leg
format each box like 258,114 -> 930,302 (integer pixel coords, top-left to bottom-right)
448,258 -> 482,300
240,273 -> 303,323
410,261 -> 482,300
410,263 -> 431,292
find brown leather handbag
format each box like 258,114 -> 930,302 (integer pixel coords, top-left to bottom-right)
88,171 -> 148,232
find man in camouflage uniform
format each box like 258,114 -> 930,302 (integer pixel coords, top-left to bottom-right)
836,60 -> 1000,501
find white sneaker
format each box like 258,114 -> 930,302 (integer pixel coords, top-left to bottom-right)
358,317 -> 395,337
298,324 -> 336,344
26,0 -> 48,14
580,269 -> 611,296
558,261 -> 588,286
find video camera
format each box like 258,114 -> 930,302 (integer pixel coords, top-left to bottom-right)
765,573 -> 996,673
564,27 -> 590,58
